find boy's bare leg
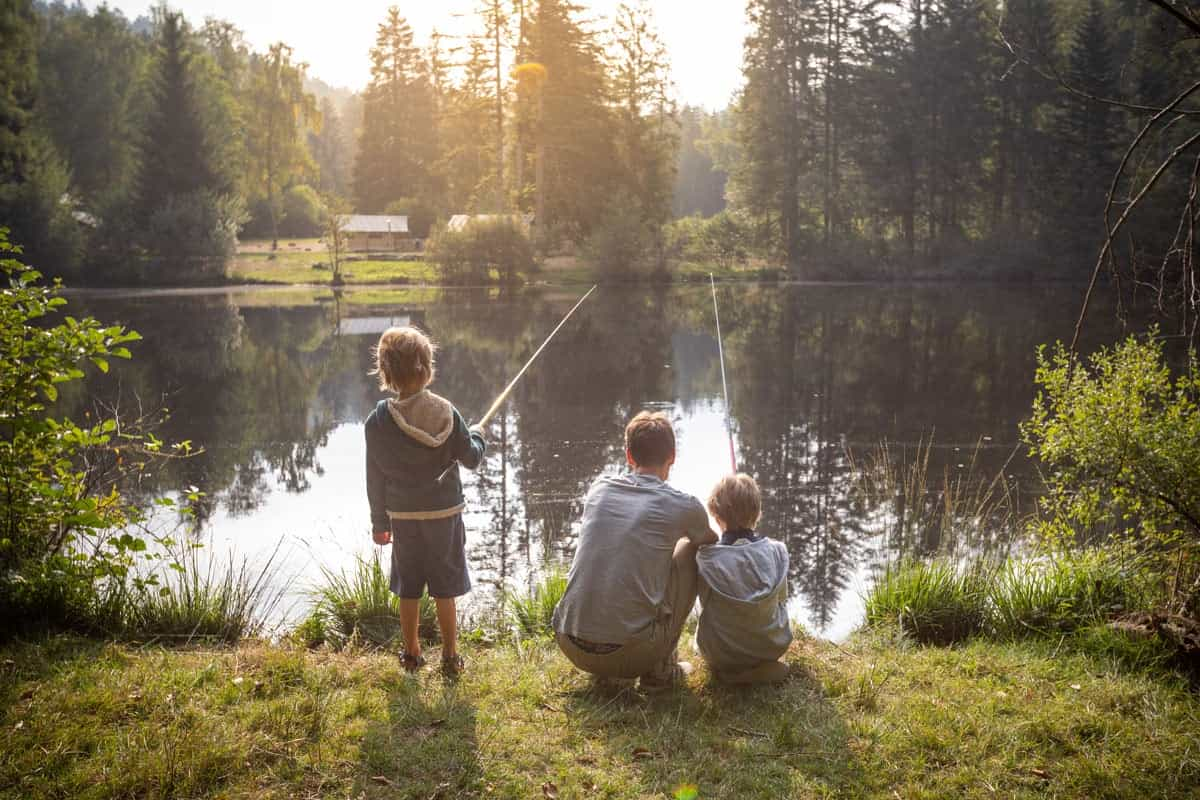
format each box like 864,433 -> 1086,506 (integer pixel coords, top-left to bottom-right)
435,597 -> 458,658
400,598 -> 422,657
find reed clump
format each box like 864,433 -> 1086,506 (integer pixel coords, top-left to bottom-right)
864,559 -> 988,645
503,567 -> 567,638
122,545 -> 287,644
309,552 -> 436,649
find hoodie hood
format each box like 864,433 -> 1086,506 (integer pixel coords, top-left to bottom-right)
697,538 -> 789,606
386,390 -> 455,448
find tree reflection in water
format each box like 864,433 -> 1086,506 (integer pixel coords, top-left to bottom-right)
63,283 -> 1120,635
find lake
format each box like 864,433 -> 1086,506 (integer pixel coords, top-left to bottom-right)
64,281 -> 1119,639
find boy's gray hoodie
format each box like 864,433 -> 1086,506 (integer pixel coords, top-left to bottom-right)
696,537 -> 792,673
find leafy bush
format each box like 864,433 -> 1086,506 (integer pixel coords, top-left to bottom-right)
1022,333 -> 1200,550
0,230 -> 201,636
312,552 -> 436,649
428,217 -> 534,284
142,190 -> 247,267
665,210 -> 763,269
503,567 -> 567,638
863,559 -> 988,645
585,193 -> 660,276
280,184 -> 324,237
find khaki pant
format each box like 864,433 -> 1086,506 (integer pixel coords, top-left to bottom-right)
556,539 -> 699,681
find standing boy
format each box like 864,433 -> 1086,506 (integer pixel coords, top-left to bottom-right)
365,326 -> 486,674
553,412 -> 718,690
696,473 -> 792,684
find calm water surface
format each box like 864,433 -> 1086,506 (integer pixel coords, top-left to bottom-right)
66,282 -> 1118,639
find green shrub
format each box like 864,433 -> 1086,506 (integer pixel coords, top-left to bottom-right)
428,217 -> 534,284
585,194 -> 660,276
1022,332 -> 1200,551
0,229 -> 191,637
280,184 -> 324,237
142,189 -> 247,264
503,568 -> 567,638
313,552 -> 436,649
864,559 -> 988,644
989,550 -> 1146,638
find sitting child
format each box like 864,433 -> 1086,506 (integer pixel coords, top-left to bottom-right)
365,326 -> 486,675
696,473 -> 792,684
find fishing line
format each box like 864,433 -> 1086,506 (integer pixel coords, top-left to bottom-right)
711,274 -> 737,473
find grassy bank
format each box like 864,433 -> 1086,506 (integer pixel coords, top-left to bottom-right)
229,240 -> 781,287
3,630 -> 1198,799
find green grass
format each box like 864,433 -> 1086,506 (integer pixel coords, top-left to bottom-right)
229,251 -> 436,286
864,559 -> 988,644
2,631 -> 1198,799
502,568 -> 568,638
312,552 -> 437,649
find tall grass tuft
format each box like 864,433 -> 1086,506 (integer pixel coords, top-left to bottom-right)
851,437 -> 1022,558
864,559 -> 988,645
313,551 -> 436,649
125,545 -> 288,644
989,550 -> 1146,638
504,567 -> 567,638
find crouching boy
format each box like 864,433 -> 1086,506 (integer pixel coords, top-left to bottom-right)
696,474 -> 792,684
365,326 -> 486,675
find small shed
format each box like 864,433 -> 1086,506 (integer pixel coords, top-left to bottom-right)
341,215 -> 410,252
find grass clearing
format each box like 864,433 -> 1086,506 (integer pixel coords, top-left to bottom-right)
229,250 -> 435,286
2,632 -> 1198,798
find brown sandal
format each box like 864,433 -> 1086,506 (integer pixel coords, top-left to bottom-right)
400,652 -> 426,673
441,653 -> 465,677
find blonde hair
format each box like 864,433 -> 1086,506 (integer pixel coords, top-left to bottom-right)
707,473 -> 762,531
371,326 -> 436,396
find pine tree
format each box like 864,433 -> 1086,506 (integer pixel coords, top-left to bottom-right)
1053,0 -> 1119,251
354,7 -> 438,213
735,0 -> 814,268
137,10 -> 224,215
517,0 -> 617,244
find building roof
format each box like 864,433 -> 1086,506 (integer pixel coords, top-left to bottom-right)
340,214 -> 409,234
447,214 -> 533,232
338,315 -> 413,336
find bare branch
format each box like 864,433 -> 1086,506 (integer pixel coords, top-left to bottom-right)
1144,0 -> 1200,38
1073,130 -> 1200,353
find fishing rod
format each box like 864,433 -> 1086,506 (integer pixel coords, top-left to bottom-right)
437,284 -> 598,482
711,274 -> 738,473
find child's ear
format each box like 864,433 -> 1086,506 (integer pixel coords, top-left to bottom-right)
625,448 -> 636,467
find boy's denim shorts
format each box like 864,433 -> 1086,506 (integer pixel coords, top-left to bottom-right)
389,514 -> 471,599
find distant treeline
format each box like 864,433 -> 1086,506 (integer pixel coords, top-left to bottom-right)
0,0 -> 680,283
1,0 -> 1196,284
715,0 -> 1200,278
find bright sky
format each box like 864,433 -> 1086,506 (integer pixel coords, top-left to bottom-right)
86,0 -> 748,109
